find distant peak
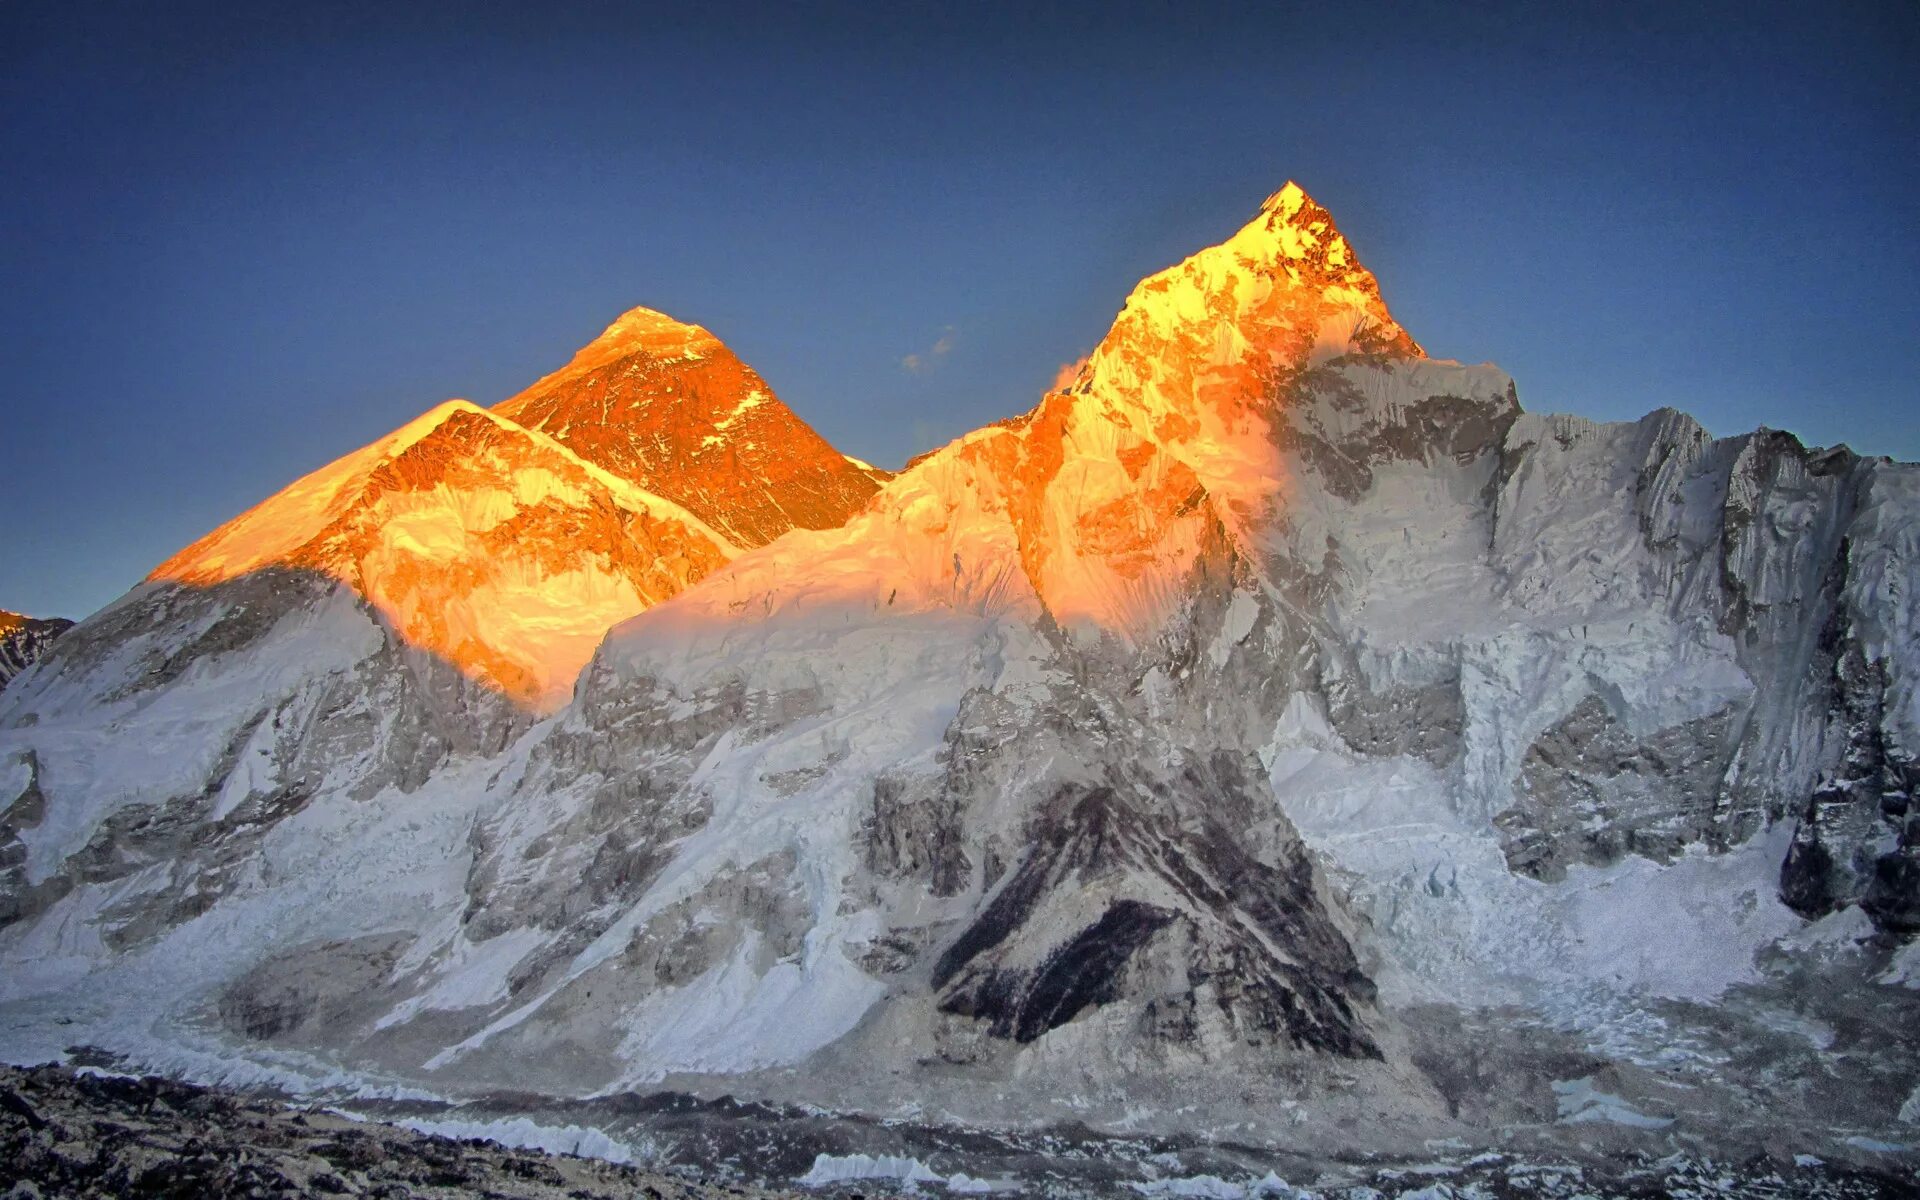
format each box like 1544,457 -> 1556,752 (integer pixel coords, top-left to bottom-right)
1258,180 -> 1311,220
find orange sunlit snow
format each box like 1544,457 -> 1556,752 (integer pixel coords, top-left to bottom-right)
149,184 -> 1419,701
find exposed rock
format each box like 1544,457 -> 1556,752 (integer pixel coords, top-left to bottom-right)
1495,695 -> 1736,880
495,306 -> 885,549
0,612 -> 72,691
0,1063 -> 799,1199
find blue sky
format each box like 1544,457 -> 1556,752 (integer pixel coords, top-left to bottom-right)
3,0 -> 1915,619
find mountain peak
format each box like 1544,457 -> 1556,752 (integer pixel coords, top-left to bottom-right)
561,305 -> 723,377
1088,181 -> 1421,395
1248,181 -> 1365,271
1258,180 -> 1311,219
595,304 -> 716,348
496,309 -> 884,548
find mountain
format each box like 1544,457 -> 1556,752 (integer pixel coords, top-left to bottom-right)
0,312 -> 858,958
0,611 -> 72,689
495,306 -> 887,548
150,398 -> 736,711
1,184 -> 1915,1175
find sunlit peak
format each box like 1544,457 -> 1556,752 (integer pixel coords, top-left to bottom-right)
562,304 -> 723,375
1259,180 -> 1310,219
597,304 -> 714,342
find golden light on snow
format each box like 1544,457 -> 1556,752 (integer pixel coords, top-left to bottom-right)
148,183 -> 1415,701
588,184 -> 1423,650
149,400 -> 736,710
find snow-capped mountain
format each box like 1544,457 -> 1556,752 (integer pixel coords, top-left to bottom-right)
495,306 -> 886,549
151,398 -> 738,711
0,612 -> 72,689
1,184 -> 1914,1166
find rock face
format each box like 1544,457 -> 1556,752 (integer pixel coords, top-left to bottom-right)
0,612 -> 72,689
0,184 -> 1916,1158
495,306 -> 887,549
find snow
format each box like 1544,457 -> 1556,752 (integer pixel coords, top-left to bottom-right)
390,1113 -> 649,1164
145,395 -> 740,709
11,587 -> 383,885
712,388 -> 767,432
1209,589 -> 1260,667
1268,689 -> 1802,1012
797,1153 -> 941,1187
606,934 -> 886,1081
1551,1077 -> 1673,1129
1132,1173 -> 1307,1199
1883,938 -> 1920,988
511,306 -> 722,389
372,926 -> 550,1032
1842,1136 -> 1911,1153
943,1172 -> 1021,1193
1555,832 -> 1802,1003
0,180 -> 1913,1162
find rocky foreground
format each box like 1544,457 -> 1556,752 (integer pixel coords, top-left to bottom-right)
2,1063 -> 1917,1199
0,1064 -> 796,1200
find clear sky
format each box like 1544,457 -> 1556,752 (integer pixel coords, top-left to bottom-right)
3,0 -> 1915,620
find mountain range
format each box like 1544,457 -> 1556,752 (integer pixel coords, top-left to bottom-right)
1,183 -> 1915,1181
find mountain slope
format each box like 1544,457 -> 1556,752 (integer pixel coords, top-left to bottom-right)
0,311 -> 861,973
380,183 -> 1917,1124
0,184 -> 1915,1166
495,307 -> 886,549
379,184 -> 1520,1100
152,399 -> 736,710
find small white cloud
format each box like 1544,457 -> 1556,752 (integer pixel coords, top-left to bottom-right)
901,325 -> 957,374
1051,354 -> 1089,392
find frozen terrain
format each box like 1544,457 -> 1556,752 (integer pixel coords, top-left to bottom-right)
0,183 -> 1915,1184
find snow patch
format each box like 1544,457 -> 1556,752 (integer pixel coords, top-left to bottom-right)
1880,937 -> 1920,988
1209,589 -> 1260,667
1131,1172 -> 1307,1199
1842,1136 -> 1910,1153
797,1153 -> 940,1187
391,1113 -> 649,1164
943,1172 -> 1022,1193
1551,1077 -> 1673,1129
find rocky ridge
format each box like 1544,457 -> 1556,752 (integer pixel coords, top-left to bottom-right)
0,612 -> 72,690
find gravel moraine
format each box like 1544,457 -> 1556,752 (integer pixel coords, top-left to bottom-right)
0,1063 -> 802,1200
